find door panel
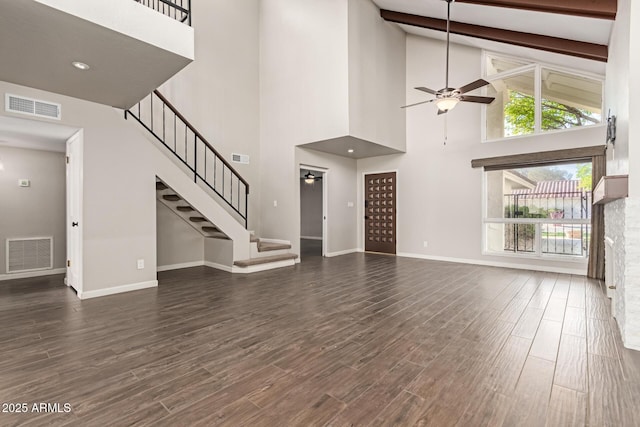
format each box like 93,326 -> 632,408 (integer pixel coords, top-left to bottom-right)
364,172 -> 396,254
66,133 -> 82,292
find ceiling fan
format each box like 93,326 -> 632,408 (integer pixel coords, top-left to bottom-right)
304,171 -> 321,184
402,0 -> 495,114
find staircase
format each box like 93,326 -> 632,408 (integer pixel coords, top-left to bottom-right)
126,91 -> 298,273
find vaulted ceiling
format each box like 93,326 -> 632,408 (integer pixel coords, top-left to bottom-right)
373,0 -> 615,66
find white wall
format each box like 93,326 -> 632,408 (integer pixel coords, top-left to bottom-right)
259,0 -> 350,245
156,201 -> 203,268
357,36 -> 604,274
602,0 -> 640,350
160,0 -> 261,230
0,146 -> 66,274
348,0 -> 406,151
605,0 -> 630,176
300,178 -> 323,239
296,148 -> 358,256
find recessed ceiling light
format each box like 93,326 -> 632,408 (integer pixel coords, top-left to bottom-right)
348,149 -> 354,153
72,61 -> 90,71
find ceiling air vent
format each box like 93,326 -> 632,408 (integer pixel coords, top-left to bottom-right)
5,94 -> 61,120
231,153 -> 250,164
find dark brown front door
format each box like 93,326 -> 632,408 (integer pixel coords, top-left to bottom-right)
364,172 -> 397,254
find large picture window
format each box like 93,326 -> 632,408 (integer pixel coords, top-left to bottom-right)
483,54 -> 603,141
484,162 -> 592,259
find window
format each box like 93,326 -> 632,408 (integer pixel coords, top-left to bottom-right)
484,162 -> 592,259
483,54 -> 603,141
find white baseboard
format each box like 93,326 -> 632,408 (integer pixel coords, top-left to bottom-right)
0,268 -> 66,282
206,259 -> 297,274
259,238 -> 291,245
204,261 -> 233,273
205,260 -> 298,273
157,261 -> 204,272
232,259 -> 296,273
397,252 -> 587,276
325,248 -> 359,258
78,280 -> 158,300
301,236 -> 322,241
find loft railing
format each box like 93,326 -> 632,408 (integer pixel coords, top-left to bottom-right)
126,90 -> 249,228
135,0 -> 191,25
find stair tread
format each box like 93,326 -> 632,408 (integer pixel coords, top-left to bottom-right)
250,235 -> 259,243
190,217 -> 207,223
163,194 -> 181,202
176,206 -> 195,212
234,253 -> 298,267
156,182 -> 168,190
258,242 -> 292,252
202,226 -> 220,232
207,235 -> 230,240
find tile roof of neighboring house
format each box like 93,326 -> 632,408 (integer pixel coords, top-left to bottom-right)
512,179 -> 589,197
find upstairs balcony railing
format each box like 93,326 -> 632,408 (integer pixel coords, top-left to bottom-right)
135,0 -> 191,26
126,90 -> 249,228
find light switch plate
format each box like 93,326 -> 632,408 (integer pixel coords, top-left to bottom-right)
18,179 -> 30,187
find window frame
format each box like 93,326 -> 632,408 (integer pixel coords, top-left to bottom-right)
480,163 -> 592,263
481,51 -> 606,142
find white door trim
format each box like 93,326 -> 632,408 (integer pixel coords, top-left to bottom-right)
300,164 -> 328,257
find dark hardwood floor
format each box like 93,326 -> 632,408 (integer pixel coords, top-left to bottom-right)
1,254 -> 639,426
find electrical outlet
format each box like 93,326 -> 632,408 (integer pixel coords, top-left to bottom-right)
137,259 -> 144,270
423,241 -> 428,248
347,202 -> 354,208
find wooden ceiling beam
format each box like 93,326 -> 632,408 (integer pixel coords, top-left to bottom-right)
380,9 -> 608,62
456,0 -> 616,21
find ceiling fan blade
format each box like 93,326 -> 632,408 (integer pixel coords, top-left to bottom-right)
457,79 -> 491,94
415,87 -> 438,95
460,95 -> 495,104
401,99 -> 435,109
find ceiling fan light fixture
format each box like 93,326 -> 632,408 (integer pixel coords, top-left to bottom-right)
304,171 -> 315,184
436,97 -> 459,112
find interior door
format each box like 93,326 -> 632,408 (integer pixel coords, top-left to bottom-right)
364,172 -> 396,254
66,132 -> 82,292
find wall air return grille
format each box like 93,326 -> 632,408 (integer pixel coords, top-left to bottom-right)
231,153 -> 250,164
6,237 -> 53,273
5,94 -> 61,120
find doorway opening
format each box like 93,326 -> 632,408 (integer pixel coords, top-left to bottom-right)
299,166 -> 327,258
0,115 -> 82,296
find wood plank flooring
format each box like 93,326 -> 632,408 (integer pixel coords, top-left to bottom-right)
1,253 -> 639,426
